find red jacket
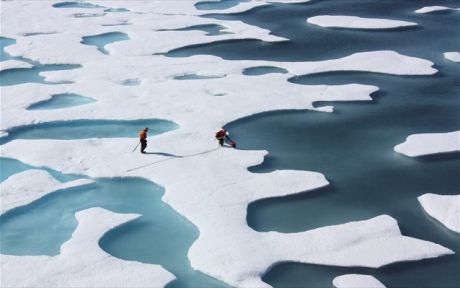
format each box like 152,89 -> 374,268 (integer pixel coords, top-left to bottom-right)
139,130 -> 147,141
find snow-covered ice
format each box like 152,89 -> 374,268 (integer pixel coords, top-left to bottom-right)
444,52 -> 460,63
418,193 -> 460,233
0,169 -> 93,214
394,131 -> 460,157
1,207 -> 175,287
307,15 -> 417,29
333,274 -> 386,288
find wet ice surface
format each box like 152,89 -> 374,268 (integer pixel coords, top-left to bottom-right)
1,0 -> 459,287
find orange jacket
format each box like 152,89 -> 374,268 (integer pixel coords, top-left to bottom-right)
139,130 -> 147,141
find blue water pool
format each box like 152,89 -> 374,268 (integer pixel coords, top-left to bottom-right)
195,0 -> 250,11
243,66 -> 288,75
1,36 -> 16,61
81,32 -> 130,55
0,175 -> 229,288
0,119 -> 178,145
27,93 -> 96,110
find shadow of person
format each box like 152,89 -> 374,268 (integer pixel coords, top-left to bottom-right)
143,151 -> 183,158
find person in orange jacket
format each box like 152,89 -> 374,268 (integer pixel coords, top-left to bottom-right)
139,127 -> 148,153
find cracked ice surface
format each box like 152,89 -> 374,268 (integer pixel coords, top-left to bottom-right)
333,274 -> 386,288
0,0 -> 453,287
0,170 -> 93,214
1,207 -> 176,287
307,15 -> 417,29
418,194 -> 460,233
394,131 -> 460,157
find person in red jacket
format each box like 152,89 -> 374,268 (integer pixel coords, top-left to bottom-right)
215,128 -> 236,147
139,127 -> 148,153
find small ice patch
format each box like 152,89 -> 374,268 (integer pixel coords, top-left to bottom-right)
333,274 -> 386,288
444,52 -> 460,63
415,6 -> 460,14
394,131 -> 460,157
418,193 -> 460,233
307,15 -> 417,29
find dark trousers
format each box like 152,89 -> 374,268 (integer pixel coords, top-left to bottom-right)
218,138 -> 224,146
140,140 -> 147,153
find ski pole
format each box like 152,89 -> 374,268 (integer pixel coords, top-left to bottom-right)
132,142 -> 140,152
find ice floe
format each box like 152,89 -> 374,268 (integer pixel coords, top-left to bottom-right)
0,60 -> 33,72
307,15 -> 417,29
444,52 -> 460,63
333,274 -> 386,288
1,207 -> 175,287
394,131 -> 460,157
418,193 -> 460,233
0,169 -> 93,214
415,6 -> 460,14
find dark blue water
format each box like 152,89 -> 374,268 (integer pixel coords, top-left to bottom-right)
203,0 -> 460,287
168,0 -> 460,63
26,93 -> 96,110
0,119 -> 178,145
81,32 -> 129,55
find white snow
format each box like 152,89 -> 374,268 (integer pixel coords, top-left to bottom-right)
1,207 -> 176,287
415,6 -> 460,14
418,193 -> 460,233
394,131 -> 460,157
444,52 -> 460,63
0,60 -> 33,72
0,1 -> 452,287
307,15 -> 417,29
0,170 -> 93,214
333,274 -> 386,288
